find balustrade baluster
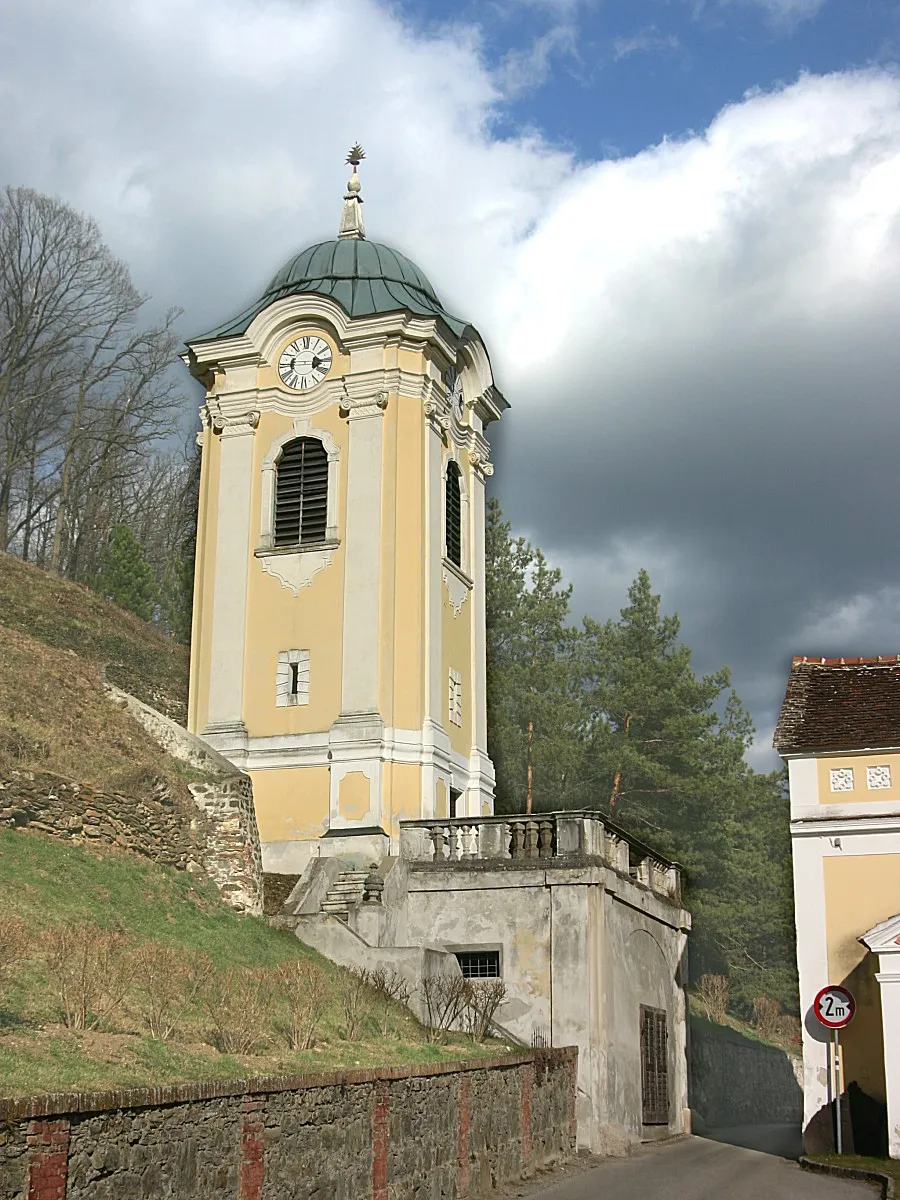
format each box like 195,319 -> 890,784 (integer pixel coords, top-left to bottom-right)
511,821 -> 526,860
447,825 -> 459,861
538,819 -> 554,858
525,820 -> 539,860
430,824 -> 445,862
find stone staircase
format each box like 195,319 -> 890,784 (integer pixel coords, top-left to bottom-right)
319,869 -> 369,920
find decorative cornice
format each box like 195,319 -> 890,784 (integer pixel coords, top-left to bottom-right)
424,396 -> 451,435
339,390 -> 388,420
468,447 -> 493,478
204,399 -> 260,438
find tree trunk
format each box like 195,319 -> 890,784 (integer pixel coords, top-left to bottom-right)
609,713 -> 633,811
526,718 -> 534,815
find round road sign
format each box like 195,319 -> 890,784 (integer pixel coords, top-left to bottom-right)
813,985 -> 855,1029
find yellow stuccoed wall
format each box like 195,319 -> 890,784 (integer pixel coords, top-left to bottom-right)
816,752 -> 900,804
242,407 -> 347,739
383,762 -> 424,839
824,853 -> 900,1103
251,765 -> 330,845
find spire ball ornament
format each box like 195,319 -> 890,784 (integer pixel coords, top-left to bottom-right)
338,144 -> 367,241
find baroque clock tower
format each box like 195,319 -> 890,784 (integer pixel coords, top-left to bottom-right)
184,148 -> 508,872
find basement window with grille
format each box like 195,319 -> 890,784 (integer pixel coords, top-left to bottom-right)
455,951 -> 501,979
640,1006 -> 669,1126
445,461 -> 462,567
274,437 -> 329,547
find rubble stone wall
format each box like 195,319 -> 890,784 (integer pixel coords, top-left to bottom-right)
0,1051 -> 577,1200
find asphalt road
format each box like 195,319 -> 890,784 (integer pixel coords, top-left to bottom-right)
525,1136 -> 875,1199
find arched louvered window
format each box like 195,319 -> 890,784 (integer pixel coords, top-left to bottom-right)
274,437 -> 328,547
445,462 -> 462,567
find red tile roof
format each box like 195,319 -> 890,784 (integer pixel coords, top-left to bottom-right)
774,656 -> 900,754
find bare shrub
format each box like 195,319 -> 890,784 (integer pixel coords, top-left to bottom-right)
273,958 -> 329,1050
420,973 -> 470,1042
752,996 -> 781,1042
366,966 -> 412,1038
0,916 -> 27,982
463,979 -> 507,1043
38,922 -> 133,1031
132,942 -> 209,1041
341,968 -> 374,1041
200,968 -> 268,1055
696,973 -> 730,1024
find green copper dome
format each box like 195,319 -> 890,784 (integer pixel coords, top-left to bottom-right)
192,238 -> 468,342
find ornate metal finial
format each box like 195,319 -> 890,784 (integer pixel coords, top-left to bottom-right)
338,143 -> 367,241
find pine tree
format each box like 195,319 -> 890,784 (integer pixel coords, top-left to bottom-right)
485,500 -> 582,813
97,524 -> 157,621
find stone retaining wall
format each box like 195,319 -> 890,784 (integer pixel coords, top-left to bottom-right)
690,1018 -> 803,1127
0,1050 -> 577,1199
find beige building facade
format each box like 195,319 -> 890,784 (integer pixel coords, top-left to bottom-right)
183,154 -> 507,871
775,655 -> 900,1157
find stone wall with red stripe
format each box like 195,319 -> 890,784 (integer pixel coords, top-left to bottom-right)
0,1050 -> 577,1199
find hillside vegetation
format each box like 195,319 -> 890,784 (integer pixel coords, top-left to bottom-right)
0,830 -> 492,1096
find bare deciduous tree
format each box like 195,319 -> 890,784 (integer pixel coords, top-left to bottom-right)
0,186 -> 192,612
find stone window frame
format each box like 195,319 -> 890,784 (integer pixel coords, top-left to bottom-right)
448,667 -> 463,727
259,423 -> 340,552
441,448 -> 471,579
276,649 -> 310,707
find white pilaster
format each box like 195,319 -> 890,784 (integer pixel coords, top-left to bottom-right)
202,410 -> 258,748
876,967 -> 900,1158
466,457 -> 495,816
422,398 -> 452,813
339,393 -> 386,716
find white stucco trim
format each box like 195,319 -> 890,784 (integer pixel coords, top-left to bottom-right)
203,421 -> 255,735
340,400 -> 384,716
791,831 -> 832,1130
792,801 -> 900,824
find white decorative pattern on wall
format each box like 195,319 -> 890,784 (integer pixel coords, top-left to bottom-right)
449,668 -> 463,727
829,767 -> 854,792
276,650 -> 310,707
867,764 -> 892,790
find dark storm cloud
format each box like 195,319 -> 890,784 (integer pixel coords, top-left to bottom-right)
2,1 -> 899,766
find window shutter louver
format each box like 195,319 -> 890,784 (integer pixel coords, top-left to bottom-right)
274,438 -> 329,547
445,463 -> 461,567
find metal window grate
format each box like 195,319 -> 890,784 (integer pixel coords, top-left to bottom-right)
640,1005 -> 669,1125
274,437 -> 328,547
455,951 -> 500,979
445,463 -> 461,566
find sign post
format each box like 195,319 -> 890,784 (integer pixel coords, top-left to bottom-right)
813,985 -> 855,1155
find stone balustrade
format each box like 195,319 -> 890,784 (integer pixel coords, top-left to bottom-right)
399,810 -> 681,902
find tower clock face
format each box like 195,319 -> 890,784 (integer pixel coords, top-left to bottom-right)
278,336 -> 332,391
447,370 -> 465,423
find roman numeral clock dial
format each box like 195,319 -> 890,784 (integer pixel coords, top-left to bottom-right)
278,336 -> 333,391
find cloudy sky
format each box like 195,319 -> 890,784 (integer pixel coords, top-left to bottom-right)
3,0 -> 900,768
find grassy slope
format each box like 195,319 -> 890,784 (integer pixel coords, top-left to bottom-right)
0,551 -> 189,721
0,830 -> 495,1096
0,555 -> 500,1094
689,1008 -> 801,1056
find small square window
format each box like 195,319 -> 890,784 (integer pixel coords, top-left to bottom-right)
830,767 -> 854,792
455,951 -> 500,979
867,765 -> 892,790
276,650 -> 310,707
449,668 -> 463,727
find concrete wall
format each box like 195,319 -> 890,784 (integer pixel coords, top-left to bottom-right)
399,860 -> 691,1156
689,1017 -> 803,1127
0,1052 -> 576,1199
